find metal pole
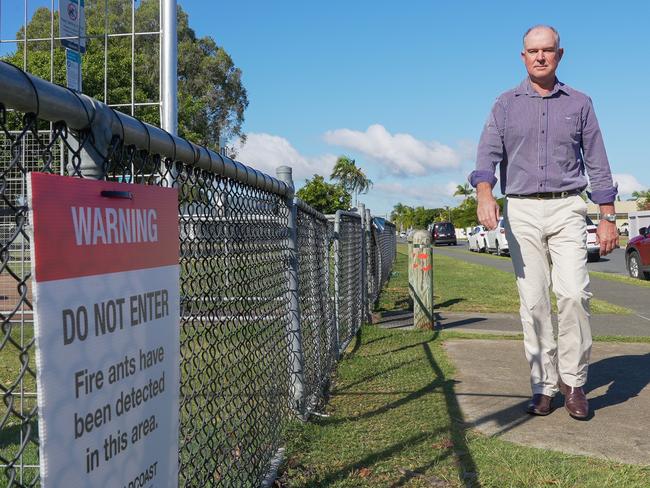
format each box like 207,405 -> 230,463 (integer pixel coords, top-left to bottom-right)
358,203 -> 367,324
161,0 -> 178,187
333,211 -> 341,357
365,208 -> 373,315
161,0 -> 178,135
276,165 -> 306,417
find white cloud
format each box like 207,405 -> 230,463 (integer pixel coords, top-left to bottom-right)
323,124 -> 461,176
373,181 -> 460,207
612,173 -> 647,196
233,133 -> 337,180
456,139 -> 478,162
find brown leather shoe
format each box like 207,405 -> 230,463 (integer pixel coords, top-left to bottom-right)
559,380 -> 589,419
526,394 -> 553,415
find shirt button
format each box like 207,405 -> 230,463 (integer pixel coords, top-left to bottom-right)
541,130 -> 545,133
542,112 -> 545,115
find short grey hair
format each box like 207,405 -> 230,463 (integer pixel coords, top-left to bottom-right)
523,25 -> 561,49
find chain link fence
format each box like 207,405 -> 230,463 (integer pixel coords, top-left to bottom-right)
0,61 -> 396,487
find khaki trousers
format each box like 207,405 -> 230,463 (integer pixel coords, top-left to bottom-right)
504,195 -> 592,397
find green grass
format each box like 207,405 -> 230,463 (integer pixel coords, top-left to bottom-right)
378,244 -> 631,315
590,270 -> 650,288
280,325 -> 650,487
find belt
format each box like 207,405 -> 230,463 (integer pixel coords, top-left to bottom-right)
506,190 -> 582,200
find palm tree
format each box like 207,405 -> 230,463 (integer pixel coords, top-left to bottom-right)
453,183 -> 474,200
330,156 -> 373,207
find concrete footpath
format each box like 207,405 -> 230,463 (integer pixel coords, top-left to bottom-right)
376,312 -> 650,465
445,339 -> 650,465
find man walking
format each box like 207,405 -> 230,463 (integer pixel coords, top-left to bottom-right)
469,25 -> 618,419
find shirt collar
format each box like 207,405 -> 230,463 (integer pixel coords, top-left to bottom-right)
514,77 -> 569,97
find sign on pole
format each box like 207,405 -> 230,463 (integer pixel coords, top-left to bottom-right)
66,49 -> 82,92
28,173 -> 180,487
59,0 -> 86,53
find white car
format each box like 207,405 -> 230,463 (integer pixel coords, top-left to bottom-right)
467,225 -> 488,252
586,216 -> 600,262
486,218 -> 509,256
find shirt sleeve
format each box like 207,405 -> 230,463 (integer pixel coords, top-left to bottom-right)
468,98 -> 505,188
581,97 -> 617,204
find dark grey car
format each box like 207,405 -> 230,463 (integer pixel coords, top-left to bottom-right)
433,222 -> 457,246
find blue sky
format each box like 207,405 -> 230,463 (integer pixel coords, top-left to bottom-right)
2,1 -> 649,217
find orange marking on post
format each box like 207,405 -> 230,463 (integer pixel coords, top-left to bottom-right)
422,265 -> 432,272
418,253 -> 428,260
413,263 -> 419,269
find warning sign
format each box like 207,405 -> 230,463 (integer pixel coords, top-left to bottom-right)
28,173 -> 180,487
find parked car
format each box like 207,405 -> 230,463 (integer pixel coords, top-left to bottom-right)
625,226 -> 650,280
585,216 -> 600,262
619,222 -> 629,237
467,225 -> 488,252
432,221 -> 457,246
485,218 -> 509,256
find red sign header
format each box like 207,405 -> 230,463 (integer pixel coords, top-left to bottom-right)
29,173 -> 179,282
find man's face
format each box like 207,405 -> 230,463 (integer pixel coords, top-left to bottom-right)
521,28 -> 563,82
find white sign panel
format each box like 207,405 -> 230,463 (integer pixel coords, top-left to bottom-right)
28,173 -> 180,487
66,49 -> 82,92
59,0 -> 86,53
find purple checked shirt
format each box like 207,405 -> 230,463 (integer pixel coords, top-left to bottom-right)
469,78 -> 617,204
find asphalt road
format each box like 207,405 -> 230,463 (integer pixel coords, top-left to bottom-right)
432,244 -> 650,319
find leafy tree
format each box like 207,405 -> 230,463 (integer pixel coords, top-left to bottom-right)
330,156 -> 372,206
296,175 -> 351,214
3,0 -> 248,150
632,190 -> 650,210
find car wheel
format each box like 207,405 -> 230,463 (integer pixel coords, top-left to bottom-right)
627,251 -> 642,279
495,242 -> 501,256
587,253 -> 600,263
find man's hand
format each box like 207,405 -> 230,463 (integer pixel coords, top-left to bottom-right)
596,203 -> 619,256
596,221 -> 618,256
476,182 -> 500,230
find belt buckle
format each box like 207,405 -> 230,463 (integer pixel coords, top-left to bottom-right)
560,191 -> 569,198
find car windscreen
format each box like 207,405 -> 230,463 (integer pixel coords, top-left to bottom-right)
436,223 -> 454,233
586,216 -> 594,226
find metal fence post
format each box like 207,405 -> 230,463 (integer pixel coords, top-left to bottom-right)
276,165 -> 306,415
69,99 -> 115,179
358,203 -> 369,324
333,210 -> 341,358
364,208 -> 373,315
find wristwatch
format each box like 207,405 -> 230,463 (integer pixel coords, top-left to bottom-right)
602,213 -> 617,223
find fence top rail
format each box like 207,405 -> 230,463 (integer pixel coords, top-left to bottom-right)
328,210 -> 362,221
294,197 -> 327,222
0,61 -> 290,198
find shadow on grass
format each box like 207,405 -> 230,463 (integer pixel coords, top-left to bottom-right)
319,331 -> 481,487
335,357 -> 421,393
421,340 -> 480,487
300,431 -> 449,488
